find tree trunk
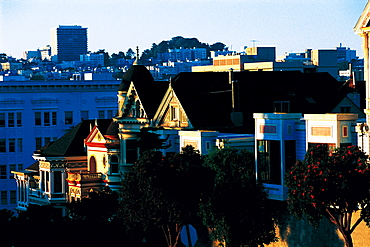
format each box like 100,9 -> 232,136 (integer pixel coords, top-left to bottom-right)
342,231 -> 353,247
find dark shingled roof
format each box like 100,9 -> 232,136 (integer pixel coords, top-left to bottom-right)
118,64 -> 154,91
37,119 -> 116,157
172,71 -> 347,133
134,81 -> 169,119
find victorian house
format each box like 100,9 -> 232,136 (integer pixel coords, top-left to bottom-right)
12,46 -> 360,212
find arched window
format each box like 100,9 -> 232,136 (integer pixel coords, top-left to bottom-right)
89,156 -> 97,173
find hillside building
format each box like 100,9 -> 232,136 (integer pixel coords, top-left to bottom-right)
51,25 -> 88,63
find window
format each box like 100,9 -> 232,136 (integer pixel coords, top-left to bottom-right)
273,101 -> 290,113
53,171 -> 62,193
98,110 -> 105,119
110,155 -> 119,174
44,137 -> 51,145
170,106 -> 178,120
342,126 -> 349,137
35,137 -> 42,150
35,112 -> 42,126
17,112 -> 22,127
206,141 -> 211,150
65,111 -> 73,124
81,111 -> 89,121
308,143 -> 336,151
8,139 -> 15,152
17,139 -> 23,152
0,139 -> 6,152
257,140 -> 281,184
89,156 -> 97,173
10,190 -> 16,204
17,164 -> 23,170
126,140 -> 138,164
8,113 -> 14,127
107,110 -> 113,119
9,165 -> 15,179
52,112 -> 57,125
1,191 -> 7,205
0,165 -> 6,179
0,113 -> 5,127
44,112 -> 50,126
340,106 -> 351,113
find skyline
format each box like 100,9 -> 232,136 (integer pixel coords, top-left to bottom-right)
0,0 -> 368,59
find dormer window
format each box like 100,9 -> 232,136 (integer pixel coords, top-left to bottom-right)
273,101 -> 290,113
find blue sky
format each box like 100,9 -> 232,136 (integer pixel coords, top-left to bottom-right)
0,0 -> 368,59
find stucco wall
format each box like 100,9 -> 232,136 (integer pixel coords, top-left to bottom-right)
266,204 -> 370,247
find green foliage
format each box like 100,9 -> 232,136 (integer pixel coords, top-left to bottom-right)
286,145 -> 370,247
200,148 -> 277,247
120,146 -> 206,247
68,187 -> 119,222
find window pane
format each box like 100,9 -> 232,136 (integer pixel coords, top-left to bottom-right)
8,113 -> 14,127
35,137 -> 42,150
0,166 -> 6,179
126,140 -> 138,164
53,171 -> 62,193
9,165 -> 15,179
10,190 -> 16,204
17,139 -> 23,152
0,113 -> 5,127
65,111 -> 73,124
44,112 -> 50,126
107,110 -> 113,119
52,112 -> 57,125
1,191 -> 7,205
35,112 -> 41,126
44,137 -> 51,145
257,140 -> 281,185
8,139 -> 15,152
98,110 -> 105,119
0,139 -> 6,152
81,111 -> 89,121
16,112 -> 22,127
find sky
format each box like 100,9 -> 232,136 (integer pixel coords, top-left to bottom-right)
0,0 -> 368,59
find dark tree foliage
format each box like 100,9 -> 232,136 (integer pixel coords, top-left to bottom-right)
285,145 -> 370,247
199,148 -> 277,247
68,187 -> 119,222
120,146 -> 207,247
140,36 -> 227,61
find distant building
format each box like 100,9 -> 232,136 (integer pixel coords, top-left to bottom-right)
51,25 -> 88,63
0,79 -> 119,211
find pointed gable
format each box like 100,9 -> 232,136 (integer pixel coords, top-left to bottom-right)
123,80 -> 169,119
153,71 -> 346,133
84,119 -> 118,149
354,1 -> 370,33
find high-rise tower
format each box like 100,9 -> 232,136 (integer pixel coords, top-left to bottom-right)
51,25 -> 88,63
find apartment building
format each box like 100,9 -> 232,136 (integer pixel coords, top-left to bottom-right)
51,25 -> 88,63
0,79 -> 119,210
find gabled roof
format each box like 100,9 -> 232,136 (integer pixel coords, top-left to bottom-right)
133,81 -> 169,119
35,119 -> 113,157
118,63 -> 154,91
354,1 -> 370,33
170,71 -> 347,133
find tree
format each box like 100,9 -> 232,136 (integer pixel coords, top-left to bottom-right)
285,145 -> 370,247
199,148 -> 277,247
126,48 -> 135,59
120,146 -> 206,247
